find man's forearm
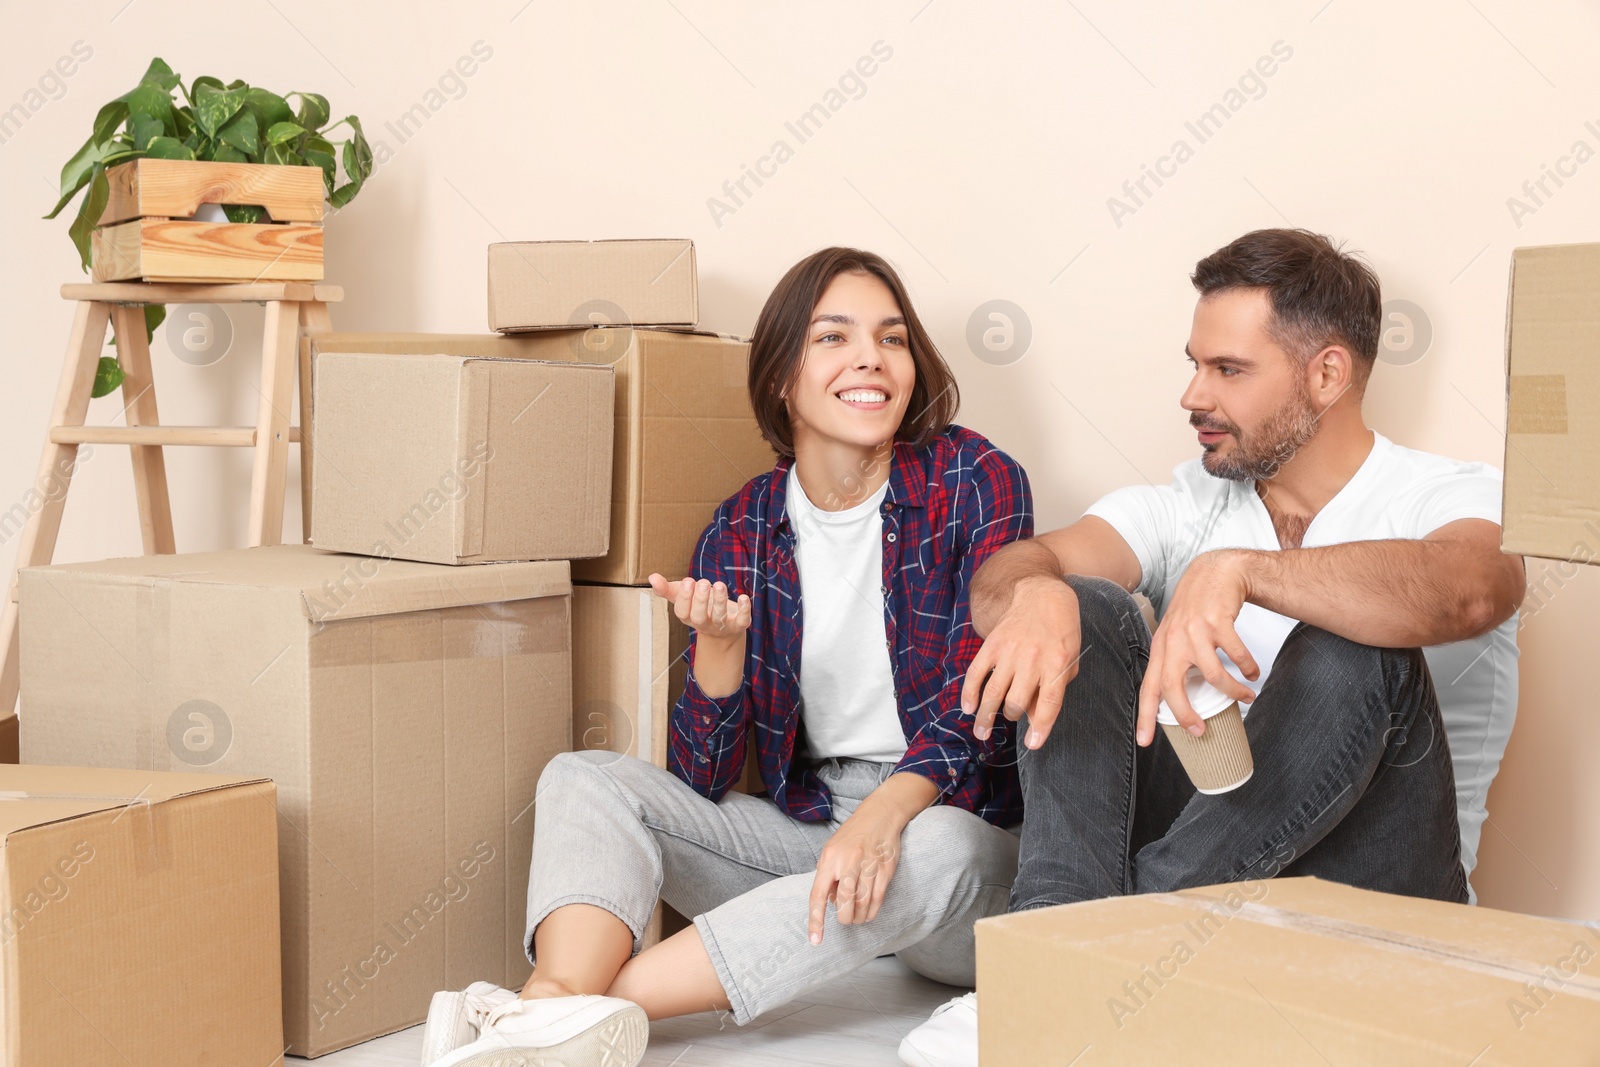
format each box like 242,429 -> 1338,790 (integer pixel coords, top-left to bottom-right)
970,539 -> 1063,637
1229,538 -> 1520,647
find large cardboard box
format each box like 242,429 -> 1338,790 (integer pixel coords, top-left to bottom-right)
306,332 -> 774,585
0,764 -> 281,1066
1502,242 -> 1600,564
572,583 -> 690,771
311,351 -> 613,565
977,876 -> 1600,1065
17,545 -> 572,1057
488,238 -> 698,333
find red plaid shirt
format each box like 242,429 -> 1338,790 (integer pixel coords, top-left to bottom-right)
668,425 -> 1031,825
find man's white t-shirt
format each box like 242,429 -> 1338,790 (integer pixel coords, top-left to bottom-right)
1085,433 -> 1518,889
786,468 -> 908,763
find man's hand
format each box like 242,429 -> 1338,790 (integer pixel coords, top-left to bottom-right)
1135,549 -> 1259,746
962,575 -> 1084,751
807,774 -> 936,943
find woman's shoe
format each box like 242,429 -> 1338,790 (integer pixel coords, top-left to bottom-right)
432,994 -> 648,1067
418,981 -> 518,1065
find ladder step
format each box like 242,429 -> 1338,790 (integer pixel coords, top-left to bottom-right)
49,425 -> 302,447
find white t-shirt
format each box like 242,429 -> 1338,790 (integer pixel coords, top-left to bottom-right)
1085,433 -> 1518,889
786,468 -> 908,763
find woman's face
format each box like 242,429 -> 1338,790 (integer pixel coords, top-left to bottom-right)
785,271 -> 917,453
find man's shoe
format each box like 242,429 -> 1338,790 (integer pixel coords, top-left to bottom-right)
898,991 -> 978,1067
419,981 -> 519,1065
432,994 -> 648,1067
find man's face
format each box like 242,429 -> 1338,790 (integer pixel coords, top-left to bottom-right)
1182,288 -> 1320,482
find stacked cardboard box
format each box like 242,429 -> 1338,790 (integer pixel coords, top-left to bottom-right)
1500,242 -> 1600,564
12,238 -> 770,1057
0,764 -> 282,1065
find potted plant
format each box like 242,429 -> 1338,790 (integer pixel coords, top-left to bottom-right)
45,58 -> 371,395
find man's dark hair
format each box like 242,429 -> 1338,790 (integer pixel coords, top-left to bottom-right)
1191,228 -> 1382,380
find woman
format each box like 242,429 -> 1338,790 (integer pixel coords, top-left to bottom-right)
421,247 -> 1031,1067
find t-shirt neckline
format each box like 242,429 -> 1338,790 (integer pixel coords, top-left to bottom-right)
1244,432 -> 1391,548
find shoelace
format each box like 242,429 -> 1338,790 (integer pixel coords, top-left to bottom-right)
463,990 -> 511,1029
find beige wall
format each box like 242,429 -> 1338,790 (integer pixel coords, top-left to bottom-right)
1,1 -> 1594,918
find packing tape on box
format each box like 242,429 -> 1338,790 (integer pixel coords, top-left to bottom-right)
1508,374 -> 1569,435
457,360 -> 491,559
308,599 -> 568,668
1150,893 -> 1600,1000
0,793 -> 170,874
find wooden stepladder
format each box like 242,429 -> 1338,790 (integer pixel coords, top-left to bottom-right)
0,280 -> 342,718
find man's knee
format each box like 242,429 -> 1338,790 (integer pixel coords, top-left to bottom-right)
1065,574 -> 1147,645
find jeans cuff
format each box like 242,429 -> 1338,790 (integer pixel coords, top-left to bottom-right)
693,912 -> 754,1025
524,892 -> 647,966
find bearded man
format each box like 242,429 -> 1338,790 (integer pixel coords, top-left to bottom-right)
898,228 -> 1526,1067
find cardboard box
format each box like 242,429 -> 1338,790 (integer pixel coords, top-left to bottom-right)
17,545 -> 572,1057
572,583 -> 690,771
1502,242 -> 1600,565
0,764 -> 282,1066
977,876 -> 1600,1065
311,352 -> 614,566
488,238 -> 697,333
306,332 -> 774,585
0,715 -> 15,764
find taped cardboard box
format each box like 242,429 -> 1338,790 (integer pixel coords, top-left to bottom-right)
0,764 -> 281,1067
17,545 -> 572,1057
977,876 -> 1600,1066
488,238 -> 697,333
305,331 -> 774,586
1502,242 -> 1600,564
311,352 -> 613,566
572,583 -> 690,771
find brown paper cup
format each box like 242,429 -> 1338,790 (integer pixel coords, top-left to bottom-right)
1161,701 -> 1253,794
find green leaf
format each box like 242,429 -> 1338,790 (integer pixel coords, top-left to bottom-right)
217,109 -> 259,156
341,115 -> 372,184
135,58 -> 181,92
145,304 -> 166,340
144,136 -> 195,160
194,83 -> 246,139
244,88 -> 293,129
302,147 -> 337,193
210,144 -> 248,163
187,75 -> 224,105
120,80 -> 175,133
67,165 -> 109,272
263,143 -> 297,166
291,91 -> 330,133
225,78 -> 248,90
266,121 -> 308,146
172,104 -> 195,140
131,112 -> 163,150
91,356 -> 125,398
46,100 -> 128,218
223,204 -> 265,223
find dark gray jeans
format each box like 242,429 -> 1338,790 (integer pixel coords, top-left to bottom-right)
1011,576 -> 1468,911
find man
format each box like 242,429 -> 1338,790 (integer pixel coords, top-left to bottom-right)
897,228 -> 1525,1067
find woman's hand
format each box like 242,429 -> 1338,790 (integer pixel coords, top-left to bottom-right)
807,773 -> 938,943
647,574 -> 752,641
648,574 -> 752,699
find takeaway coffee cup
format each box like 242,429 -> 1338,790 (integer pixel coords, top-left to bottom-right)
1157,666 -> 1254,794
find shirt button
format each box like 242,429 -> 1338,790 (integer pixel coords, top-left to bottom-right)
881,584 -> 889,595
978,752 -> 987,762
886,532 -> 897,543
702,715 -> 710,725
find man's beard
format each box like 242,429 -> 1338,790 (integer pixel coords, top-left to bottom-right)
1193,385 -> 1320,482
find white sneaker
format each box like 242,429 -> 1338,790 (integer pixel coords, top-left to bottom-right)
432,993 -> 648,1067
899,991 -> 978,1067
419,981 -> 519,1066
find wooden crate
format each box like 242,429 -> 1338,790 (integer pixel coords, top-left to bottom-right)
91,159 -> 325,283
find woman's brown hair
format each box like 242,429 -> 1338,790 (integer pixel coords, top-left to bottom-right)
747,247 -> 959,457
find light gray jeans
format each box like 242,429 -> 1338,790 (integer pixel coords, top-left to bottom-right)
524,750 -> 1019,1024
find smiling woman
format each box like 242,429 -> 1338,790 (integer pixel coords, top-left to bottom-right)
414,247 -> 1033,1067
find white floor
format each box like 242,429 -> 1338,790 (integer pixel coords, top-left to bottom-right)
288,956 -> 955,1067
